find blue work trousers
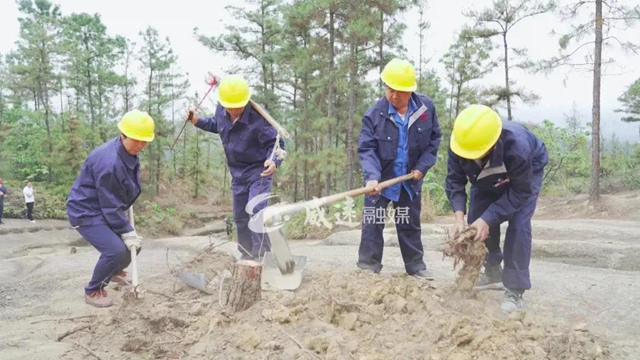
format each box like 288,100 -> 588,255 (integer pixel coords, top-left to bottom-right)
357,188 -> 426,274
76,224 -> 140,295
467,169 -> 544,291
232,176 -> 273,258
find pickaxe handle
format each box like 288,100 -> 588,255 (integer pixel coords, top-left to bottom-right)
170,77 -> 220,152
248,99 -> 290,139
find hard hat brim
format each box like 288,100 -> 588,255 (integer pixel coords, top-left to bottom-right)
219,98 -> 250,109
385,83 -> 417,92
450,130 -> 501,160
380,73 -> 416,92
118,123 -> 155,142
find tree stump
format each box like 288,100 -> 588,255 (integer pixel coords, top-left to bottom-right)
225,260 -> 263,312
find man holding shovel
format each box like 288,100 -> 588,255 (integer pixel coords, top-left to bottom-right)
66,110 -> 154,308
187,74 -> 285,261
357,58 -> 442,278
445,104 -> 548,314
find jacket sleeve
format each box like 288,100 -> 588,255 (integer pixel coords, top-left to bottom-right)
195,117 -> 219,133
259,117 -> 285,168
357,113 -> 382,182
414,104 -> 442,175
94,165 -> 134,235
445,148 -> 469,213
480,154 -> 534,226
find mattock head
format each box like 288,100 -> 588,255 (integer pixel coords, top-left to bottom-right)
206,72 -> 221,87
124,285 -> 146,300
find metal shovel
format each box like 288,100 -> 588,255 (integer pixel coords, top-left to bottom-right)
127,206 -> 144,299
260,173 -> 416,291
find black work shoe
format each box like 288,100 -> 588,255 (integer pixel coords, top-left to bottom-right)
474,264 -> 504,291
411,269 -> 434,280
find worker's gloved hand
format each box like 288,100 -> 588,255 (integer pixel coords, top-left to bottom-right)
122,230 -> 142,250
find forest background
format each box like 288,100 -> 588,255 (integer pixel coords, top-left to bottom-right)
0,0 -> 639,239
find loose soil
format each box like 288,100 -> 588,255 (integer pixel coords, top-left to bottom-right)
71,248 -> 609,360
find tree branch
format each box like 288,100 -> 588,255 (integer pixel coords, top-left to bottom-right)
508,9 -> 553,31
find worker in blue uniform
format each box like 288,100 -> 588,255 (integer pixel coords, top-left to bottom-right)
445,104 -> 548,314
357,58 -> 442,278
67,109 -> 154,308
188,75 -> 285,260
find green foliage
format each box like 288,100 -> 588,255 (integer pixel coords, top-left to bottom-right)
530,119 -> 590,194
463,0 -> 554,118
617,78 -> 640,123
133,200 -> 182,237
1,110 -> 49,180
3,182 -> 68,219
440,28 -> 497,118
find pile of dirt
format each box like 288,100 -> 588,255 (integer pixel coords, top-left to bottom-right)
73,249 -> 610,360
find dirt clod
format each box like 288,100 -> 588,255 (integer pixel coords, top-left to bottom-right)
442,227 -> 487,292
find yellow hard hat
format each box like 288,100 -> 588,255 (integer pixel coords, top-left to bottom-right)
218,75 -> 250,108
117,109 -> 155,142
380,58 -> 417,92
450,104 -> 502,160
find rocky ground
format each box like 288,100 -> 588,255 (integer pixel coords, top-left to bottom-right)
0,191 -> 639,360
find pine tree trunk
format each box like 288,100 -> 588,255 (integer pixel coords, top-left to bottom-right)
589,0 -> 603,204
324,8 -> 335,197
225,260 -> 263,312
347,39 -> 357,191
503,33 -> 512,120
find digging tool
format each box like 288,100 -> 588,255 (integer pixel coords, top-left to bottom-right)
260,173 -> 417,291
206,72 -> 291,141
178,272 -> 214,294
127,206 -> 144,299
169,75 -> 220,153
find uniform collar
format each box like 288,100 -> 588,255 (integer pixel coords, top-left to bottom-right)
115,136 -> 139,169
387,96 -> 417,116
224,104 -> 251,125
479,136 -> 505,168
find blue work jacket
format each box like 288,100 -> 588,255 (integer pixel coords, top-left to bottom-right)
195,104 -> 285,183
66,136 -> 141,234
445,120 -> 549,226
0,185 -> 6,205
381,98 -> 417,202
358,92 -> 442,198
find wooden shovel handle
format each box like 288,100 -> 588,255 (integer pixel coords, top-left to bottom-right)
263,173 -> 416,225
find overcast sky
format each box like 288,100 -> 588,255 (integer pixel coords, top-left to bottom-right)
1,0 -> 639,141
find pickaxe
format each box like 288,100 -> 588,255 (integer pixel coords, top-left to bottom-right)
169,75 -> 221,153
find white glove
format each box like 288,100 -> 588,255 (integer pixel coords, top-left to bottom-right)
122,230 -> 142,249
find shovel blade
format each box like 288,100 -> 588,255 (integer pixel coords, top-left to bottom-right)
261,252 -> 306,291
265,215 -> 296,274
179,272 -> 212,294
